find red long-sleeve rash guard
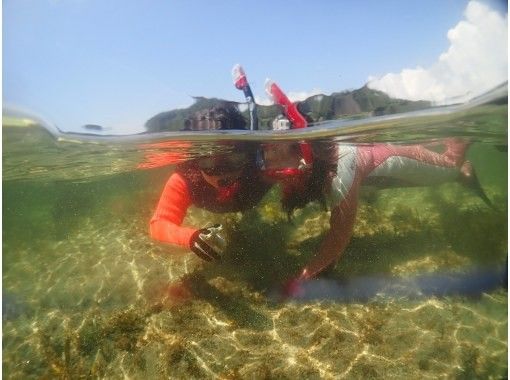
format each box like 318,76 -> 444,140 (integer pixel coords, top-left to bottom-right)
150,172 -> 197,249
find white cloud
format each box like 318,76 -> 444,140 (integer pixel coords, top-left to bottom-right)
368,1 -> 507,104
254,96 -> 274,106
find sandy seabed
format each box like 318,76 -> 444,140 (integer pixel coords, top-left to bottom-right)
3,181 -> 507,379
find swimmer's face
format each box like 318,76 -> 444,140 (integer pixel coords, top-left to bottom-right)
261,143 -> 302,170
197,152 -> 247,189
259,143 -> 310,185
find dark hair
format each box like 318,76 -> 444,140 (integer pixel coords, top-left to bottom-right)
281,142 -> 338,217
182,104 -> 247,131
176,104 -> 256,186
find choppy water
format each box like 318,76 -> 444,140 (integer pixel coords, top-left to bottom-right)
3,85 -> 508,379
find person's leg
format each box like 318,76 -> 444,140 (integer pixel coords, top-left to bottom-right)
367,142 -> 463,186
365,141 -> 493,207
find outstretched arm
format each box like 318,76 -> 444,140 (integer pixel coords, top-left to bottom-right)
293,139 -> 470,282
150,172 -> 197,249
297,188 -> 360,280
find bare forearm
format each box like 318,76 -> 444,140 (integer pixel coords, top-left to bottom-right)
298,200 -> 358,280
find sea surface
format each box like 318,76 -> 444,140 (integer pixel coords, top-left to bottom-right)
3,85 -> 508,379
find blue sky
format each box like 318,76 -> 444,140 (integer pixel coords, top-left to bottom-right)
3,0 -> 507,134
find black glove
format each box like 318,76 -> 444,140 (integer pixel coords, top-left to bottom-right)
189,224 -> 226,262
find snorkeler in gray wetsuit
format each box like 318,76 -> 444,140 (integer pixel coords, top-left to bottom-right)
257,137 -> 482,282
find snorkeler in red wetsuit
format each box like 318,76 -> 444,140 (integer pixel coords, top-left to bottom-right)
150,105 -> 271,261
150,83 -> 487,286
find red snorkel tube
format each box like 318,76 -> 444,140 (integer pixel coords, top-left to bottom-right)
265,79 -> 307,129
264,79 -> 314,167
230,66 -> 313,179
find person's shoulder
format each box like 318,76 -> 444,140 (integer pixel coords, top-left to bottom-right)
165,171 -> 189,189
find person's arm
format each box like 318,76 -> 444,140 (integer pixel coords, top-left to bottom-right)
297,188 -> 359,280
295,146 -> 369,282
150,172 -> 197,249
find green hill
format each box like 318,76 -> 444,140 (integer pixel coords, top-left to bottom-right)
144,86 -> 431,132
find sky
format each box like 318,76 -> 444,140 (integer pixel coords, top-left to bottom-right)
3,0 -> 508,134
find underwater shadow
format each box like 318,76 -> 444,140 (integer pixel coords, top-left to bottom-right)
2,291 -> 33,321
206,209 -> 305,290
424,187 -> 507,264
182,273 -> 272,331
288,263 -> 507,303
158,209 -> 304,330
294,224 -> 444,280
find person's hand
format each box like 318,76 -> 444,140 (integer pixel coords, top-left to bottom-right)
277,269 -> 311,300
189,224 -> 226,262
278,277 -> 306,300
